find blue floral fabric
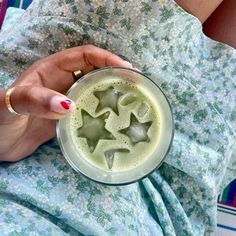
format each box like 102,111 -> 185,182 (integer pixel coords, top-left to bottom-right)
0,0 -> 235,235
1,7 -> 25,33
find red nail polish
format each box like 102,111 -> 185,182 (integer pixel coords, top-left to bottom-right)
60,100 -> 72,110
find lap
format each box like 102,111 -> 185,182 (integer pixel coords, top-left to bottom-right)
0,140 -> 162,235
0,0 -> 235,235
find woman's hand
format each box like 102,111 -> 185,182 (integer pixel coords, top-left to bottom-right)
0,45 -> 132,161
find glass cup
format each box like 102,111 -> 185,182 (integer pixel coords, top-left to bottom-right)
57,67 -> 174,185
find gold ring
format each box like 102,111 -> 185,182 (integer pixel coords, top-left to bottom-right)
73,70 -> 83,79
5,87 -> 21,116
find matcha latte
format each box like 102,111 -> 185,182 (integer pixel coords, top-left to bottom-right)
57,67 -> 173,185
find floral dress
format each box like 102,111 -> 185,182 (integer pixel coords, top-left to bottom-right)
0,0 -> 235,235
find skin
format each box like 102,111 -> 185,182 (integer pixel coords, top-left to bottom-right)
0,45 -> 133,161
175,0 -> 224,23
177,0 -> 236,48
0,1 -> 235,162
203,0 -> 236,48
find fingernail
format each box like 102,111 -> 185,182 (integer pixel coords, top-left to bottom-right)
123,60 -> 133,68
51,96 -> 75,114
133,67 -> 142,72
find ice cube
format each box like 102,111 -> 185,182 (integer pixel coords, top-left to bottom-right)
128,123 -> 150,144
138,102 -> 149,117
120,93 -> 139,106
94,87 -> 123,115
119,113 -> 152,145
104,149 -> 129,170
77,110 -> 115,153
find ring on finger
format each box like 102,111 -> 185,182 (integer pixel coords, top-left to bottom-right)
73,70 -> 84,80
5,87 -> 21,116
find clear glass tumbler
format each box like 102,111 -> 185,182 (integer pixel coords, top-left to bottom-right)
57,67 -> 174,185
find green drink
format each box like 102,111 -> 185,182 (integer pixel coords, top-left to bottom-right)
57,67 -> 173,185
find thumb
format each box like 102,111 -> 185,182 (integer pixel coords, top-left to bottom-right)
9,86 -> 76,119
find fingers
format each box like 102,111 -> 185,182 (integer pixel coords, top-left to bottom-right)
13,45 -> 135,95
3,45 -> 134,118
43,44 -> 133,74
8,86 -> 76,119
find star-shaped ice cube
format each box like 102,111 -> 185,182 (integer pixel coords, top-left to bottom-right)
77,110 -> 115,152
94,86 -> 123,115
104,149 -> 130,170
119,113 -> 152,145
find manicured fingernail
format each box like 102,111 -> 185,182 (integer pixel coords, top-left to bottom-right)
51,96 -> 75,114
60,100 -> 71,110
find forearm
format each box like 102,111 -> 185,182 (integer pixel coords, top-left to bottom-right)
203,0 -> 236,48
